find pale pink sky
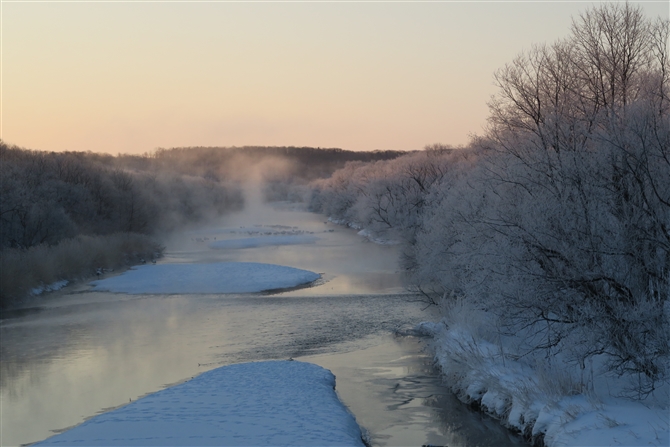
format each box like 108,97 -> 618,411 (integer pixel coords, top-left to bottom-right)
2,1 -> 668,154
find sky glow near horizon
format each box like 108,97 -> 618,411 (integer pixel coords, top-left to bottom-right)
2,1 -> 668,155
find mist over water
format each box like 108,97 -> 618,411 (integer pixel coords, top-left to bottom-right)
164,177 -> 406,296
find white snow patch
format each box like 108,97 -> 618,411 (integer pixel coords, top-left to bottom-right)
35,361 -> 365,446
209,235 -> 318,250
31,280 -> 69,296
90,262 -> 320,294
481,389 -> 510,418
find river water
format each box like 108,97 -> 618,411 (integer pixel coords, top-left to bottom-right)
0,203 -> 524,447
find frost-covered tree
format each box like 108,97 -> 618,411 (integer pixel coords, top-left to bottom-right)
471,2 -> 670,394
313,2 -> 669,396
310,148 -> 464,244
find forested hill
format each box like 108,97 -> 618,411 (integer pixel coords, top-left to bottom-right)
118,146 -> 407,180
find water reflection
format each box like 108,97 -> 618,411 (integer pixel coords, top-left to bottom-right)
302,337 -> 525,447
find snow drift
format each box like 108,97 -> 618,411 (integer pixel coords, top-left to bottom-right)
90,262 -> 320,294
35,361 -> 365,446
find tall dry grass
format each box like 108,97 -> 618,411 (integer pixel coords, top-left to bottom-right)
0,233 -> 162,308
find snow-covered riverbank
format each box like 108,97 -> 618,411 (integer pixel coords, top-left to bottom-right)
417,319 -> 669,447
35,361 -> 365,446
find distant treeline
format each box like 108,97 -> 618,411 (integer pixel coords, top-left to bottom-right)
127,146 -> 406,181
0,143 -> 244,250
114,145 -> 407,204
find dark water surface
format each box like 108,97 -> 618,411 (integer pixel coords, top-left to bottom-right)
303,337 -> 525,447
1,205 -> 523,446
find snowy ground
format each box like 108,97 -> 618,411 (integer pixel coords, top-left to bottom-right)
34,361 -> 365,446
90,262 -> 320,294
417,320 -> 670,447
209,235 -> 319,250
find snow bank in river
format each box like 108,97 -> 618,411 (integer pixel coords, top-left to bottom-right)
90,262 -> 320,294
35,361 -> 365,446
417,322 -> 669,447
209,235 -> 318,250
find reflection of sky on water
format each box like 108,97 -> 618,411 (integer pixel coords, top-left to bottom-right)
302,337 -> 526,447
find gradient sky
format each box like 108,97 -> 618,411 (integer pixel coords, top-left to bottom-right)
2,1 -> 668,154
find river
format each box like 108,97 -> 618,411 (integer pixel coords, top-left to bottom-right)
0,202 -> 524,446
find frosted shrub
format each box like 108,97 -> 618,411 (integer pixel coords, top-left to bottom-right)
440,295 -> 497,342
534,360 -> 583,399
